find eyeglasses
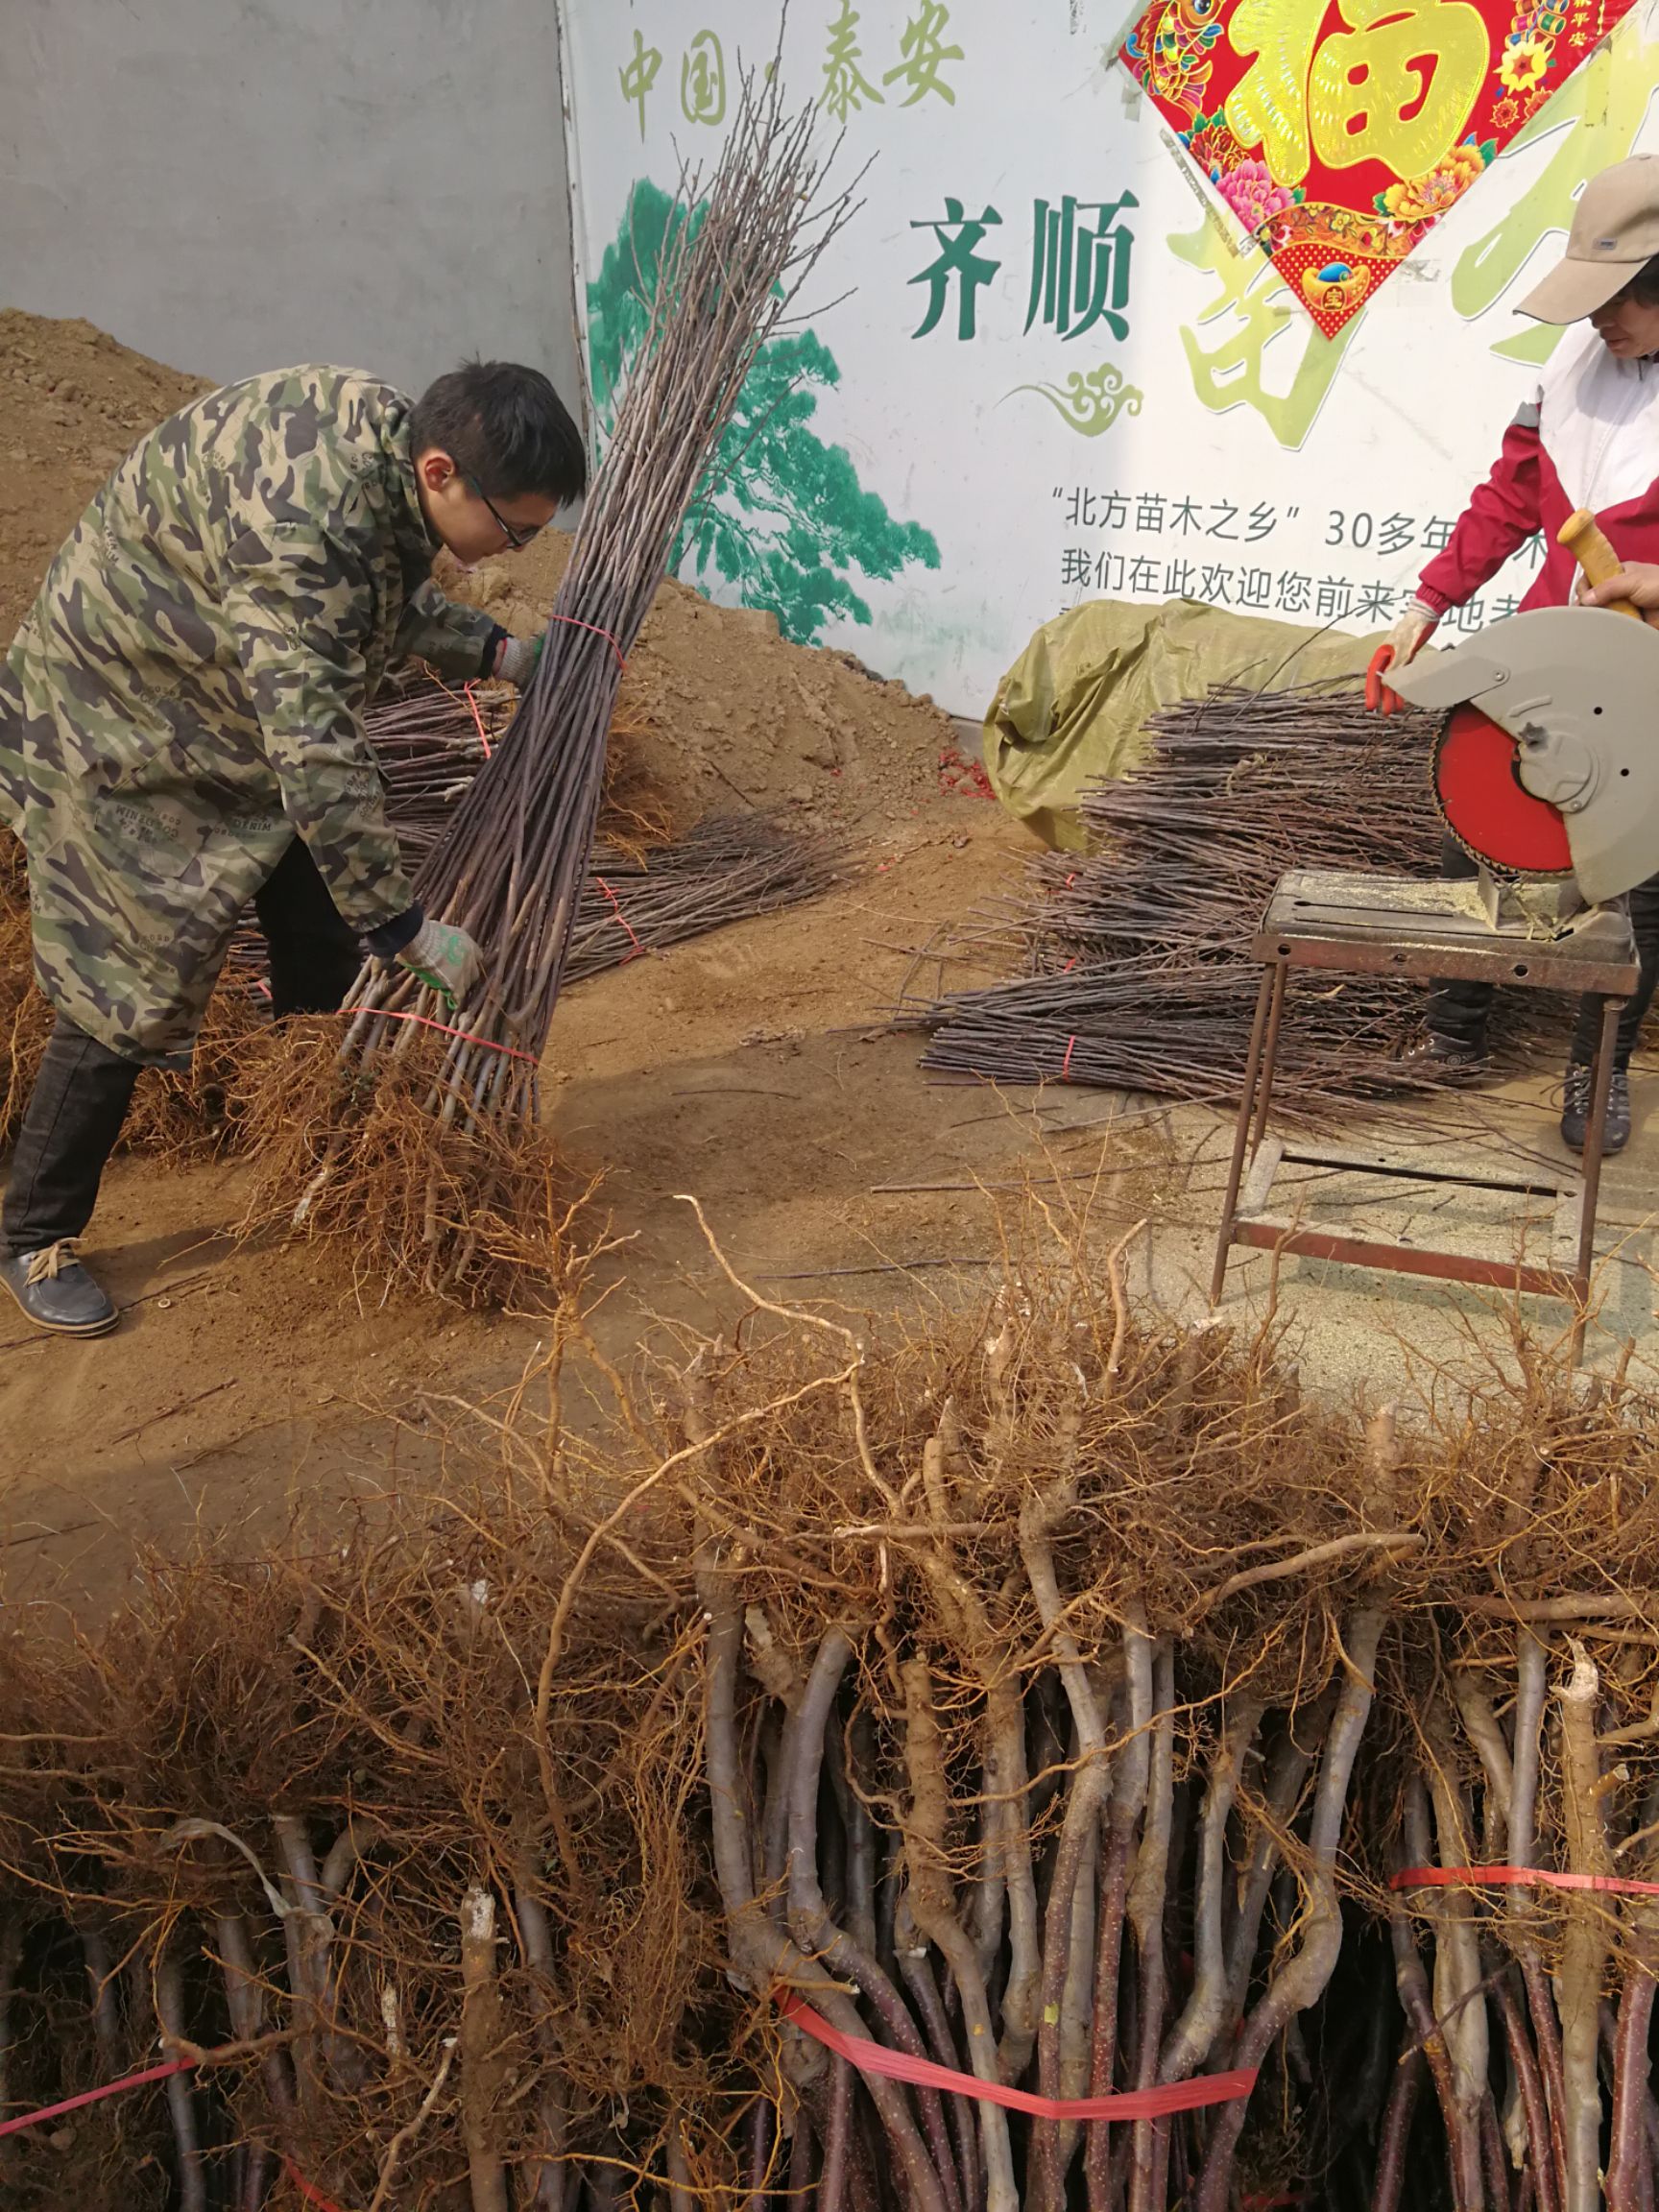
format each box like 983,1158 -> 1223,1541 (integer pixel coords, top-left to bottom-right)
468,476 -> 544,551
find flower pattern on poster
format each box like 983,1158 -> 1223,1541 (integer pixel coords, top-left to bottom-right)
1120,0 -> 1636,335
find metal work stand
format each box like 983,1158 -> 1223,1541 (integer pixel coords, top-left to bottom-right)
1210,869 -> 1640,1363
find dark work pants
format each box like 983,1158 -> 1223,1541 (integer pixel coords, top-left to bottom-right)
1428,831 -> 1659,1067
253,832 -> 361,1018
2,838 -> 361,1256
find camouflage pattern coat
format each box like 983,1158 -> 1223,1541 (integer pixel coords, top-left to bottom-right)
0,366 -> 502,1064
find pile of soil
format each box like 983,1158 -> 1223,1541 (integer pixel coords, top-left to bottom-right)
449,535 -> 965,836
0,308 -> 966,839
0,309 -> 208,637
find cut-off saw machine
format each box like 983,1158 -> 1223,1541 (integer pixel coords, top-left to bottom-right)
1378,508 -> 1659,924
1205,507 -> 1648,1361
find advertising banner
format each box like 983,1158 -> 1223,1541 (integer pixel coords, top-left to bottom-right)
556,1 -> 1659,716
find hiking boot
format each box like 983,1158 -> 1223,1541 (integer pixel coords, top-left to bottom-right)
0,1240 -> 118,1337
1560,1062 -> 1632,1155
1404,1031 -> 1488,1070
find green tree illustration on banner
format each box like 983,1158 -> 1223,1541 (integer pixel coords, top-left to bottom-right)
587,179 -> 940,645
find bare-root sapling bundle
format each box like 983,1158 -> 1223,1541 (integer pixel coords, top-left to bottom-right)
240,60 -> 859,1298
7,1214 -> 1659,2207
911,681 -> 1564,1118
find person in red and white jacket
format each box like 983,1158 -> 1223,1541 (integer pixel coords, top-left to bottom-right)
1389,155 -> 1659,1154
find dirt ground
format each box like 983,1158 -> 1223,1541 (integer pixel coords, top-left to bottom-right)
0,799 -> 1156,1620
14,312 -> 1635,1629
447,531 -> 965,838
0,310 -> 1101,1622
0,309 -> 208,637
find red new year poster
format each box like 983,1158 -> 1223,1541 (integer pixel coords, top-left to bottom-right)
1119,0 -> 1636,335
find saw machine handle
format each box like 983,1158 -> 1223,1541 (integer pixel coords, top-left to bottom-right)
1558,508 -> 1648,621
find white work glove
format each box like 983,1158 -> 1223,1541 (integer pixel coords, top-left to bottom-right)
494,634 -> 543,687
1386,596 -> 1439,668
395,917 -> 485,1009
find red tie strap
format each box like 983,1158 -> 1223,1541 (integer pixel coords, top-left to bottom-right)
777,1989 -> 1257,2120
0,2056 -> 192,2138
1393,1863 -> 1659,1900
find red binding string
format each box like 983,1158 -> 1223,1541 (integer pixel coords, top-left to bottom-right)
778,1990 -> 1257,2119
425,668 -> 493,757
545,613 -> 627,674
461,680 -> 492,757
592,877 -> 644,962
0,2056 -> 344,2211
280,2155 -> 351,2212
356,1006 -> 538,1064
0,2056 -> 192,2138
1393,1864 -> 1659,1900
1061,1034 -> 1078,1081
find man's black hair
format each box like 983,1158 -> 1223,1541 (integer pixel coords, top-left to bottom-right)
1628,254 -> 1659,307
411,360 -> 588,506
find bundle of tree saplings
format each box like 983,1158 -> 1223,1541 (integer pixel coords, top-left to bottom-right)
0,1215 -> 1657,2210
233,62 -> 858,1300
912,682 -> 1563,1118
562,814 -> 848,983
1,677 -> 842,1178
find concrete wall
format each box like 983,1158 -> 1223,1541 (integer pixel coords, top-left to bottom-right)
0,0 -> 586,418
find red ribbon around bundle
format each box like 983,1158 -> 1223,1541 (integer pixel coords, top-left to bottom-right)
592,877 -> 645,962
0,2053 -> 348,2210
0,2056 -> 192,2139
1393,1863 -> 1659,1900
777,1989 -> 1257,2119
461,679 -> 492,757
356,1004 -> 539,1063
281,2154 -> 351,2211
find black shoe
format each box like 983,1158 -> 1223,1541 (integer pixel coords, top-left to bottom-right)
0,1241 -> 118,1337
1405,1032 -> 1488,1070
1560,1062 -> 1631,1155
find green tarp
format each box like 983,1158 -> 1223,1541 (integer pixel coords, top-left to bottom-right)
982,595 -> 1388,851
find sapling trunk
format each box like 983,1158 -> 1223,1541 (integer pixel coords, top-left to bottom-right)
786,1628 -> 965,2212
1369,2042 -> 1424,2212
1019,1478 -> 1116,2212
1194,1606 -> 1386,2212
699,1551 -> 949,2212
1421,1718 -> 1491,2202
1495,1972 -> 1559,2212
1161,1696 -> 1265,2081
459,1885 -> 511,2212
156,1936 -> 207,2212
515,1865 -> 571,2212
1397,1779 -> 1482,2211
1555,1645 -> 1610,2212
1605,1860 -> 1659,2211
1502,1633 -> 1570,2210
1127,1641 -> 1175,2212
76,1918 -> 124,2079
900,1655 -> 1019,2212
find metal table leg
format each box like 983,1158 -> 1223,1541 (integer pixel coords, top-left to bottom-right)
1571,993 -> 1624,1364
1210,962 -> 1281,1306
1250,958 -> 1289,1155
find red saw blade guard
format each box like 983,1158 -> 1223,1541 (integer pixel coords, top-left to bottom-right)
1432,704 -> 1573,876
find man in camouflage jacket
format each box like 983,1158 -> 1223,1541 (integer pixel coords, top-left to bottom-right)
0,358 -> 586,1335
